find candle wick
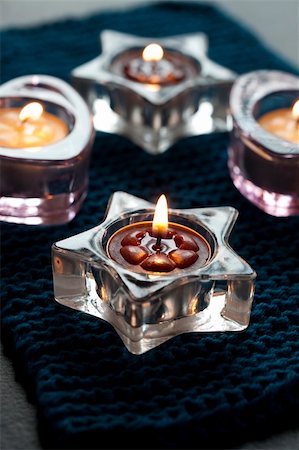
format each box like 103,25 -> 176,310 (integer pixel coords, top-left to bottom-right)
155,234 -> 162,252
18,117 -> 29,129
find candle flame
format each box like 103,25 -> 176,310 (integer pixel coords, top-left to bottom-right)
292,100 -> 299,120
142,43 -> 164,62
19,102 -> 43,122
152,194 -> 168,237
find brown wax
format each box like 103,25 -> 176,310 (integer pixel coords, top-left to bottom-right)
111,50 -> 199,85
141,253 -> 176,272
107,221 -> 211,274
258,108 -> 299,144
169,249 -> 199,268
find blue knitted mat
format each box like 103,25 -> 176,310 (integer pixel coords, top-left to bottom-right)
1,3 -> 298,449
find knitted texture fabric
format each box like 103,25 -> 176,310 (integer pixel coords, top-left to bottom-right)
1,3 -> 298,449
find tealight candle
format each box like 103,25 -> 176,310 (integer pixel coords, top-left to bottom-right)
52,192 -> 256,354
72,30 -> 236,154
121,43 -> 192,85
258,100 -> 299,144
0,75 -> 95,225
0,102 -> 68,148
228,70 -> 299,217
107,195 -> 211,273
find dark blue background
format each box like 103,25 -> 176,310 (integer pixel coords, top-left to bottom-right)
1,3 -> 298,448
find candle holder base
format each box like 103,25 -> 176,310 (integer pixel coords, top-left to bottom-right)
229,172 -> 299,218
52,192 -> 256,354
71,30 -> 236,155
0,187 -> 86,226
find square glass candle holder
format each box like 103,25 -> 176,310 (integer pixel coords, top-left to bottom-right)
228,70 -> 299,217
52,192 -> 256,354
0,75 -> 95,225
71,30 -> 236,154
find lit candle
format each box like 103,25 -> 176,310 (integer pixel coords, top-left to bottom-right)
107,194 -> 211,273
111,43 -> 199,86
228,70 -> 299,217
0,74 -> 95,225
258,100 -> 299,144
124,43 -> 186,85
0,102 -> 68,148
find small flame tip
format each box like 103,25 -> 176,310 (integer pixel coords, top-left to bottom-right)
142,43 -> 164,62
292,100 -> 299,119
19,102 -> 43,122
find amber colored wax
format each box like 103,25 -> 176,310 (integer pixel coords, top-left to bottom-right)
107,221 -> 211,274
258,108 -> 299,144
0,108 -> 68,148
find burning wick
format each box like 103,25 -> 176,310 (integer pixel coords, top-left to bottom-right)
152,194 -> 168,251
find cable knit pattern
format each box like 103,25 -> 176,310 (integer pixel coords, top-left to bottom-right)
1,3 -> 298,449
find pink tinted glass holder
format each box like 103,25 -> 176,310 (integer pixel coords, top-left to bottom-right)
228,70 -> 299,217
0,75 -> 95,225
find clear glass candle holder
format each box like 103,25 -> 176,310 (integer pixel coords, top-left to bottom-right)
0,75 -> 95,225
228,70 -> 299,217
71,30 -> 236,155
52,192 -> 256,354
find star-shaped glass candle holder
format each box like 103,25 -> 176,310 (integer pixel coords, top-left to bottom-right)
52,192 -> 256,354
71,30 -> 236,154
